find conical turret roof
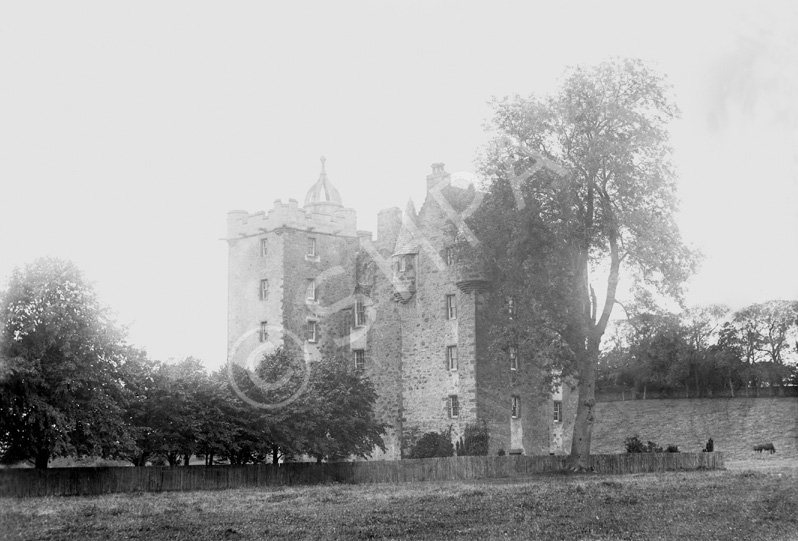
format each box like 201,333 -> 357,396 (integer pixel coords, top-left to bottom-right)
393,199 -> 420,255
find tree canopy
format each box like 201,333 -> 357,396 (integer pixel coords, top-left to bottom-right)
473,58 -> 699,468
0,258 -> 136,468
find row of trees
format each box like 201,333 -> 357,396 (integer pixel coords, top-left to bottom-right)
0,258 -> 385,468
597,301 -> 798,398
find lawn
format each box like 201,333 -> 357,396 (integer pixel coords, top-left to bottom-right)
2,464 -> 797,541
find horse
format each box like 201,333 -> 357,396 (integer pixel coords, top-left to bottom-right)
753,443 -> 776,454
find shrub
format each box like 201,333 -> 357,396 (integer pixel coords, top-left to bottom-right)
625,435 -> 663,453
703,438 -> 714,452
408,429 -> 454,459
666,445 -> 679,453
456,422 -> 489,456
497,449 -> 505,456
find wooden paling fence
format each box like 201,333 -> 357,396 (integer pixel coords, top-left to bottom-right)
0,452 -> 724,498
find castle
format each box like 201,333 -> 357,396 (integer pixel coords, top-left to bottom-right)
226,158 -> 575,460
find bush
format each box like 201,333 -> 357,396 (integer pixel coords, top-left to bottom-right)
703,438 -> 714,452
666,445 -> 679,453
497,449 -> 505,456
625,435 -> 663,453
456,422 -> 489,456
408,429 -> 454,459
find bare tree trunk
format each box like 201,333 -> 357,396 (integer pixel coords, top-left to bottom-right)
568,345 -> 598,471
34,449 -> 50,470
729,377 -> 735,398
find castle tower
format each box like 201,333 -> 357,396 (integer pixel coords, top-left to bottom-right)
226,157 -> 359,375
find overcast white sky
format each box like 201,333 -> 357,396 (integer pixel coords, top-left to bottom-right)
1,1 -> 796,369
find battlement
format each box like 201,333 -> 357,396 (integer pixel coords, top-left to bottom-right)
227,198 -> 357,239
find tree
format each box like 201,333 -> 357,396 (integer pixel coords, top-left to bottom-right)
0,258 -> 135,468
298,355 -> 386,463
475,59 -> 698,469
225,348 -> 386,464
732,300 -> 798,395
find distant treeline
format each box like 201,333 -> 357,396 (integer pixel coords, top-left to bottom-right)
596,301 -> 798,399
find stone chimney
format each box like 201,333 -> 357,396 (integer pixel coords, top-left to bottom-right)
426,162 -> 449,193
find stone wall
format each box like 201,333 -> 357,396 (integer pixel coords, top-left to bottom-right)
592,397 -> 798,460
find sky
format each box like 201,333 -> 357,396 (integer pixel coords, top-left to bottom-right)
1,1 -> 796,370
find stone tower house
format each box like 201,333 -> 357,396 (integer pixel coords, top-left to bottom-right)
226,158 -> 575,460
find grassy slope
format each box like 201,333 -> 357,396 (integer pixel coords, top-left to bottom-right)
3,465 -> 797,541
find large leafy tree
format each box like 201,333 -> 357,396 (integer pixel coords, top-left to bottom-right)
0,258 -> 135,468
227,348 -> 386,464
475,59 -> 698,468
299,356 -> 386,463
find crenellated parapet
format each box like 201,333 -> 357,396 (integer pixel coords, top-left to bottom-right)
227,202 -> 358,243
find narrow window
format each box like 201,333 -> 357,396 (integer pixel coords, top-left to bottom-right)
259,279 -> 269,300
306,321 -> 317,343
353,349 -> 365,370
307,237 -> 316,257
507,296 -> 515,319
260,238 -> 268,257
447,346 -> 458,371
445,247 -> 455,267
448,395 -> 459,418
355,299 -> 366,327
307,279 -> 316,301
259,321 -> 268,342
446,294 -> 456,320
554,400 -> 563,423
512,396 -> 520,418
398,256 -> 407,272
509,346 -> 518,371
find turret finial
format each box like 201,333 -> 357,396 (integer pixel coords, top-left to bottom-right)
320,155 -> 326,173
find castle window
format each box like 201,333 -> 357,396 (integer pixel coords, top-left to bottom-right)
447,346 -> 458,371
398,255 -> 410,272
260,238 -> 268,257
512,396 -> 520,418
259,279 -> 269,300
509,346 -> 518,371
355,299 -> 366,327
307,279 -> 317,301
353,349 -> 365,370
306,321 -> 317,343
554,401 -> 563,423
307,237 -> 316,257
445,247 -> 455,267
446,294 -> 457,320
259,321 -> 268,342
448,395 -> 459,418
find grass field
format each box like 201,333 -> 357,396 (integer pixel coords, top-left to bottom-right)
2,462 -> 797,541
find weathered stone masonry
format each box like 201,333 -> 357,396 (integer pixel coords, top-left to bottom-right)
226,158 -> 574,460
